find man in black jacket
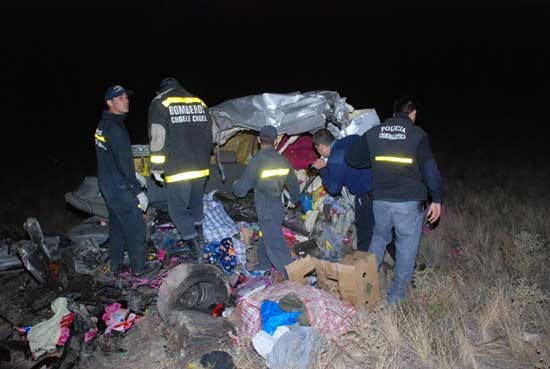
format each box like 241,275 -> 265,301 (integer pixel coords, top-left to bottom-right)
346,96 -> 442,305
148,78 -> 213,259
95,85 -> 148,275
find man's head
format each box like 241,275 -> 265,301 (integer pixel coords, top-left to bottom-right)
258,125 -> 278,146
105,85 -> 130,114
393,95 -> 418,122
312,129 -> 335,158
159,77 -> 181,92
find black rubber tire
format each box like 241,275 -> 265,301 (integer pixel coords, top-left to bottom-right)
158,263 -> 229,323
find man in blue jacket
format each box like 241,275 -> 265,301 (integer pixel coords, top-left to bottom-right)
346,96 -> 442,305
95,85 -> 149,276
311,129 -> 375,251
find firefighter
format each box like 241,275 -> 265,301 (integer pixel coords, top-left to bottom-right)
148,77 -> 213,259
95,85 -> 149,275
233,125 -> 300,279
345,96 -> 442,305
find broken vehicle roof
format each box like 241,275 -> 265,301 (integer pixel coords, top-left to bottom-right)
209,90 -> 350,145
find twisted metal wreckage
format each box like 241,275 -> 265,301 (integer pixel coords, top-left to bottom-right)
0,90 -> 380,367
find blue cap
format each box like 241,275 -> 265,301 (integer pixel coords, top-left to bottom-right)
159,77 -> 180,91
104,85 -> 130,100
259,125 -> 278,142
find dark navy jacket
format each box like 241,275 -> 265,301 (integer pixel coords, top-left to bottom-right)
95,111 -> 141,195
345,113 -> 442,203
319,135 -> 372,196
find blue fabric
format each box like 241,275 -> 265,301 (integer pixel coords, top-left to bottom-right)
203,192 -> 239,243
319,135 -> 372,195
369,200 -> 423,305
260,300 -> 300,335
202,238 -> 237,275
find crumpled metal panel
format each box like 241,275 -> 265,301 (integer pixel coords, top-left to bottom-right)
209,91 -> 349,145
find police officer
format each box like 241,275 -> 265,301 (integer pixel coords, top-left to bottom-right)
95,85 -> 148,275
233,125 -> 300,279
346,96 -> 442,305
148,77 -> 213,258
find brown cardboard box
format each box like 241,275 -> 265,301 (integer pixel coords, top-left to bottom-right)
286,251 -> 380,310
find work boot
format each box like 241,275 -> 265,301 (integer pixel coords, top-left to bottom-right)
183,238 -> 203,263
194,224 -> 205,245
132,261 -> 162,278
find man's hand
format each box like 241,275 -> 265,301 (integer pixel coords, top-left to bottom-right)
312,158 -> 327,170
137,192 -> 149,212
426,202 -> 441,223
151,171 -> 164,183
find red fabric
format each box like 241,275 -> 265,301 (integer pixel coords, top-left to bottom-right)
277,135 -> 318,170
57,312 -> 74,346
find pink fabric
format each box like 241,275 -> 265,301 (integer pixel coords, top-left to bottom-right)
238,280 -> 357,339
84,328 -> 98,343
102,302 -> 141,334
56,313 -> 74,346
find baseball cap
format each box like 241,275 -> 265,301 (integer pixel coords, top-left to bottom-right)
104,85 -> 132,100
259,125 -> 278,142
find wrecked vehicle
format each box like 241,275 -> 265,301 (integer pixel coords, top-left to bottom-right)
63,90 -> 380,260
0,90 -> 381,368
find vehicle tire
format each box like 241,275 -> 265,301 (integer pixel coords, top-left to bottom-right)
163,309 -> 235,366
158,263 -> 229,323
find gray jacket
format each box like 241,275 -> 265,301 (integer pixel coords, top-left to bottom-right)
233,147 -> 300,221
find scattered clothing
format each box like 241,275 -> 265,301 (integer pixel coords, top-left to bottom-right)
27,297 -> 73,359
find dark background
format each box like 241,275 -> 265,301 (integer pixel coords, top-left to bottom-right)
1,1 -> 548,172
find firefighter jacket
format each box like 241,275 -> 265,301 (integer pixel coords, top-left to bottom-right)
95,111 -> 142,195
148,86 -> 213,183
233,147 -> 300,221
345,112 -> 442,203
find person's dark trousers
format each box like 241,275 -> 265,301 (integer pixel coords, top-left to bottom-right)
256,202 -> 293,279
355,192 -> 375,252
166,178 -> 206,240
102,186 -> 146,273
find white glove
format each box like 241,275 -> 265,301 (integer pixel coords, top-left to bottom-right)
137,192 -> 149,212
152,171 -> 164,183
135,172 -> 147,189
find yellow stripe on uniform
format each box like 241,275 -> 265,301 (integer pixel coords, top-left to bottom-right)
94,133 -> 106,142
260,168 -> 290,178
375,156 -> 413,164
161,97 -> 207,108
150,155 -> 166,164
165,169 -> 210,183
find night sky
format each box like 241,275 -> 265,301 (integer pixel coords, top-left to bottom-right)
1,2 -> 548,172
